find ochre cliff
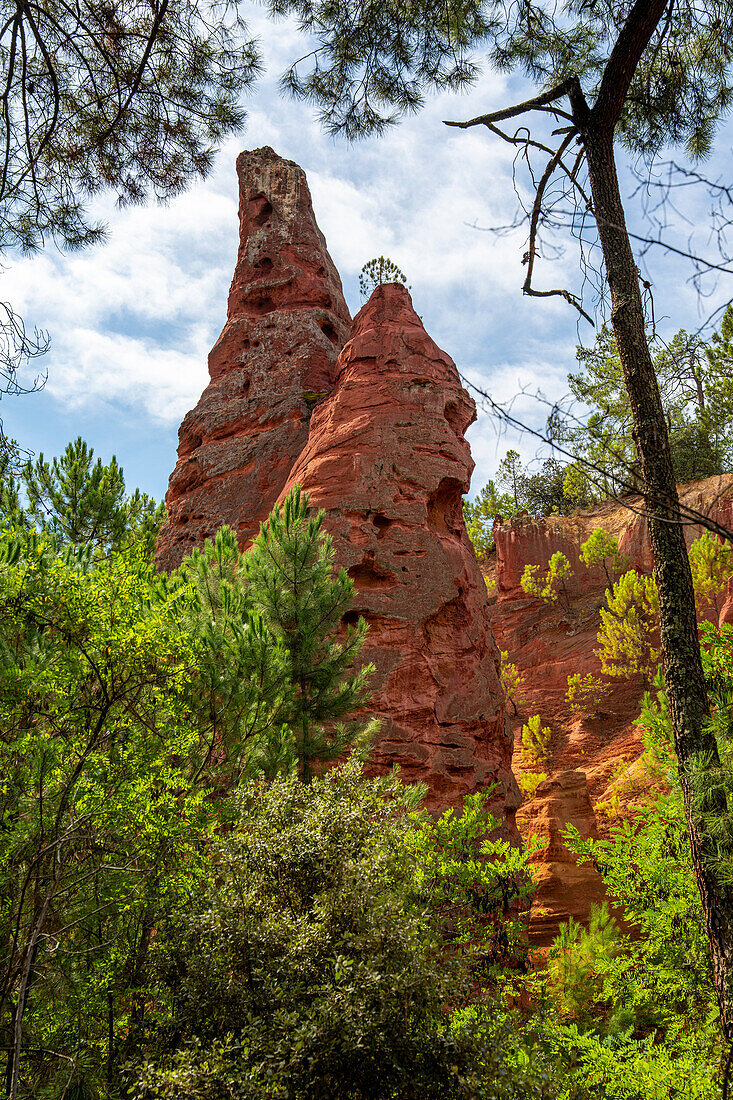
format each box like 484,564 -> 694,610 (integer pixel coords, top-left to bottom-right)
157,147 -> 351,570
158,150 -> 516,825
279,283 -> 518,815
491,475 -> 733,944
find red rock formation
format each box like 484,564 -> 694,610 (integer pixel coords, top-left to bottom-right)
278,283 -> 518,818
516,770 -> 607,948
495,474 -> 733,600
492,474 -> 733,942
157,146 -> 351,570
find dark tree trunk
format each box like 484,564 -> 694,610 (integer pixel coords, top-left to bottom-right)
582,116 -> 733,1037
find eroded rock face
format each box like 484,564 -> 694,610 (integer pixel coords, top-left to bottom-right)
156,146 -> 351,570
278,283 -> 519,817
494,474 -> 733,599
516,770 -> 607,948
492,474 -> 733,942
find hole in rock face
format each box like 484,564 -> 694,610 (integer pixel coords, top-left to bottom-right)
256,256 -> 274,274
341,610 -> 360,628
372,513 -> 394,539
249,194 -> 273,227
426,478 -> 464,536
347,552 -> 398,590
320,321 -> 339,344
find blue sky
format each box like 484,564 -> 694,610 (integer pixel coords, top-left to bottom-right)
4,7 -> 733,503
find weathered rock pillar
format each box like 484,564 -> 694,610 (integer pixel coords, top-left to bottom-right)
157,146 -> 351,569
278,283 -> 518,816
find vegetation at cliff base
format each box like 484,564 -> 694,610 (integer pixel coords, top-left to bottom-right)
3,439 -> 731,1097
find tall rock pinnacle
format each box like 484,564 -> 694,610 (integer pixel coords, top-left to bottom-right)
156,146 -> 351,569
278,283 -> 519,816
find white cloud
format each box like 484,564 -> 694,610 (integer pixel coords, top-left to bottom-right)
3,6 -> 731,499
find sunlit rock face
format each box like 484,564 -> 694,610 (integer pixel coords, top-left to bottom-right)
278,283 -> 518,818
158,151 -> 518,827
156,146 -> 351,570
491,472 -> 733,943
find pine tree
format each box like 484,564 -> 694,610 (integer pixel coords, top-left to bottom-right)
245,487 -> 375,782
21,437 -> 164,552
174,525 -> 291,782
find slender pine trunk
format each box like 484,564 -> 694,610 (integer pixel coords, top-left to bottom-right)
583,122 -> 733,1036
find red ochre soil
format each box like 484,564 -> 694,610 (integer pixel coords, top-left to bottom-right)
491,474 -> 733,945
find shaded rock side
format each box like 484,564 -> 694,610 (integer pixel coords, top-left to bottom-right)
157,146 -> 351,570
278,283 -> 519,819
516,770 -> 607,949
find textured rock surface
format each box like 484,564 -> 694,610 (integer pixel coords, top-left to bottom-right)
491,475 -> 733,943
157,147 -> 351,570
516,770 -> 607,948
278,283 -> 519,817
495,474 -> 733,599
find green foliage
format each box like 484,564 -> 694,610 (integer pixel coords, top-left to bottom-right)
174,524 -> 293,782
19,436 -> 165,553
0,485 -> 378,1095
565,672 -> 611,719
132,761 -> 531,1100
521,551 -> 573,611
359,256 -> 410,299
520,714 -> 551,768
580,529 -> 628,584
518,770 -> 547,801
0,2 -> 262,254
686,623 -> 733,892
538,646 -> 733,1098
0,525 -> 212,1098
596,570 -> 660,682
497,451 -> 576,517
409,787 -> 539,974
546,905 -> 622,1023
554,320 -> 733,499
689,530 -> 733,617
270,0 -> 733,160
464,479 -> 518,559
245,486 -> 375,782
562,463 -> 594,507
500,649 -> 525,716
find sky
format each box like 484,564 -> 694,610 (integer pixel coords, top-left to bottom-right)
4,7 -> 733,503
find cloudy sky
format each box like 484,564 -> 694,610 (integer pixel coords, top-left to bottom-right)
4,6 -> 733,502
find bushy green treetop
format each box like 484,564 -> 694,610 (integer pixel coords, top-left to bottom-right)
245,486 -> 375,782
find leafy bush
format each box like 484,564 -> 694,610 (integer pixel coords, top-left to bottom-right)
689,529 -> 733,617
596,569 -> 660,681
518,770 -> 548,801
520,715 -> 551,768
521,551 -> 574,611
132,762 -> 539,1100
565,672 -> 611,718
500,649 -> 526,715
579,528 -> 628,583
